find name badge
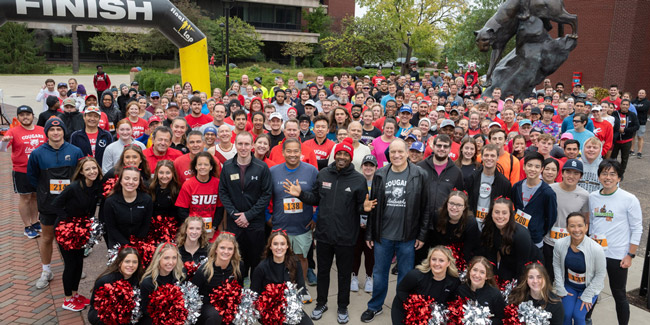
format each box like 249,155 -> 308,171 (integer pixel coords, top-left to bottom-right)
283,198 -> 303,214
230,173 -> 240,181
514,209 -> 532,228
549,226 -> 569,241
49,179 -> 70,194
590,234 -> 608,250
567,269 -> 586,285
322,182 -> 332,190
203,217 -> 213,233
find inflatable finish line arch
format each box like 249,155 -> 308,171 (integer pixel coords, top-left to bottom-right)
0,0 -> 211,93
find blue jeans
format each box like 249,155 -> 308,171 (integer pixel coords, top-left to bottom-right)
367,238 -> 415,311
562,285 -> 597,325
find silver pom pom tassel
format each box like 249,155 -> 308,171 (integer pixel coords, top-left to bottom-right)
517,300 -> 553,325
233,288 -> 259,325
284,282 -> 304,325
130,287 -> 142,324
461,299 -> 492,325
178,281 -> 203,325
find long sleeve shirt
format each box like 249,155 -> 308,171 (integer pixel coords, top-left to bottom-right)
589,188 -> 643,260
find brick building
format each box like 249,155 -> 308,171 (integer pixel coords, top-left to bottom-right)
547,0 -> 650,94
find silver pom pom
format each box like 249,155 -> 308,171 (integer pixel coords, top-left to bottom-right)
178,281 -> 203,325
84,217 -> 104,249
233,288 -> 259,325
458,270 -> 467,283
428,301 -> 448,325
501,279 -> 518,304
517,300 -> 553,325
461,299 -> 492,325
130,287 -> 142,324
197,257 -> 208,267
283,282 -> 304,325
106,244 -> 121,265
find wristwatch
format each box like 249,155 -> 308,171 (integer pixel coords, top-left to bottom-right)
627,252 -> 636,258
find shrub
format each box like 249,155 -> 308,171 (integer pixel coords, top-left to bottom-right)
0,23 -> 51,74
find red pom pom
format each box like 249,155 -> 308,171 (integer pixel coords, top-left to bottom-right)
255,282 -> 288,325
55,217 -> 91,250
184,261 -> 198,280
103,176 -> 119,198
503,304 -> 520,325
93,280 -> 135,325
445,296 -> 467,325
147,283 -> 187,325
403,294 -> 435,325
446,242 -> 466,272
210,279 -> 243,324
147,215 -> 179,244
128,235 -> 157,269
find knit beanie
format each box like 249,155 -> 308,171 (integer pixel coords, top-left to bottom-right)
334,137 -> 354,160
44,116 -> 65,137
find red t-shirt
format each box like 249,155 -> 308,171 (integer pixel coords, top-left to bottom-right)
185,114 -> 213,129
591,119 -> 613,156
268,141 -> 319,168
5,125 -> 46,173
371,76 -> 386,86
224,117 -> 253,131
551,115 -> 565,124
373,116 -> 400,132
601,97 -> 621,110
128,118 -> 148,139
143,147 -> 183,172
175,176 -> 223,239
174,153 -> 194,185
87,130 -> 98,156
424,136 -> 460,161
304,138 -> 336,161
504,122 -> 519,135
98,112 -> 112,132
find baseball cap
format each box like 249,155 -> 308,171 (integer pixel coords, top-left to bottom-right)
418,118 -> 431,126
269,112 -> 283,120
518,119 -> 532,127
84,106 -> 101,115
16,105 -> 33,115
436,106 -> 446,112
488,121 -> 502,128
563,159 -> 583,173
399,106 -> 413,114
362,154 -> 377,166
410,141 -> 425,153
253,88 -> 263,94
450,101 -> 458,107
591,105 -> 602,111
254,77 -> 262,84
531,107 -> 541,115
560,132 -> 574,140
531,127 -> 543,134
147,116 -> 161,125
543,105 -> 555,112
440,119 -> 455,129
166,102 -> 180,110
543,96 -> 552,101
150,91 -> 160,98
406,134 -> 418,142
574,83 -> 582,87
227,90 -> 238,96
204,126 -> 217,135
585,101 -> 593,107
57,82 -> 68,88
63,98 -> 76,107
364,75 -> 371,79
450,108 -> 460,114
504,98 -> 514,103
305,99 -> 316,107
131,81 -> 139,86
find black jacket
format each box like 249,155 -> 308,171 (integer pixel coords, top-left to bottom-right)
391,269 -> 460,324
416,158 -> 465,229
104,191 -> 153,247
191,263 -> 240,307
429,215 -> 481,263
179,244 -> 209,264
88,272 -> 140,325
51,179 -> 102,225
299,129 -> 315,143
465,167 -> 512,215
36,109 -> 62,127
250,256 -> 305,294
99,90 -> 121,134
457,283 -> 506,325
365,162 -> 429,244
632,98 -> 650,125
70,128 -> 113,166
299,162 -> 368,246
478,223 -> 542,281
140,273 -> 182,325
219,155 -> 272,231
61,111 -> 85,141
613,109 -> 640,142
530,294 -> 564,325
151,185 -> 179,222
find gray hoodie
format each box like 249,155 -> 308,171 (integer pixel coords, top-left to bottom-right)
578,140 -> 603,193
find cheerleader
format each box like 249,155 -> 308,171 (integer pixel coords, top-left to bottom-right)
191,232 -> 243,324
177,216 -> 209,264
148,160 -> 181,224
51,156 -> 103,311
457,256 -> 506,325
88,247 -> 144,324
102,143 -> 151,184
509,262 -> 564,325
139,242 -> 186,325
478,197 -> 541,282
251,230 -> 313,325
104,166 -> 153,247
391,246 -> 461,324
429,190 -> 481,264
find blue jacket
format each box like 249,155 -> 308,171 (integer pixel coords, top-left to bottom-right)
27,142 -> 84,213
511,180 -> 557,244
70,128 -> 113,165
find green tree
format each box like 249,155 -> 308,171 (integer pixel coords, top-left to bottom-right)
358,0 -> 468,74
0,22 -> 50,73
88,27 -> 141,59
200,16 -> 262,62
281,42 -> 313,67
303,6 -> 332,37
442,0 -> 511,75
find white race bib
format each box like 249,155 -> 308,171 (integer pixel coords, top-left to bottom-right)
568,269 -> 586,285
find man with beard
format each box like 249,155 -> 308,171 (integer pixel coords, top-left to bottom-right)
373,80 -> 389,102
272,89 -> 292,121
1,105 -> 46,239
350,104 -> 363,122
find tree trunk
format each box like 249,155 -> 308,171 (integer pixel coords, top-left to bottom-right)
71,25 -> 79,74
401,45 -> 413,76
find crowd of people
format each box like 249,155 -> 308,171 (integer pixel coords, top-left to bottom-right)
1,65 -> 646,324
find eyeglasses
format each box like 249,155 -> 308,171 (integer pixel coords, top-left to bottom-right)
435,144 -> 450,149
573,120 -> 583,123
448,202 -> 464,208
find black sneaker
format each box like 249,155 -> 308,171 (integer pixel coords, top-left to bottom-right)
638,152 -> 643,159
360,309 -> 382,323
311,305 -> 328,320
630,150 -> 636,156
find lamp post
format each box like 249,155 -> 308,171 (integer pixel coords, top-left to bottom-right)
223,0 -> 234,89
219,23 -> 225,66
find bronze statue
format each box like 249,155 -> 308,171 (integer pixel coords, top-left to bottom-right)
475,0 -> 578,89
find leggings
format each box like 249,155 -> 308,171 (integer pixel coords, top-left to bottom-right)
58,245 -> 84,297
353,227 -> 374,276
562,285 -> 597,325
606,257 -> 630,325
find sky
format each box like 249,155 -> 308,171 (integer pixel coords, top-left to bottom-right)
355,3 -> 367,17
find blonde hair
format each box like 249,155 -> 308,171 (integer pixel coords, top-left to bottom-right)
176,216 -> 208,248
141,242 -> 185,289
415,245 -> 459,278
203,232 -> 242,282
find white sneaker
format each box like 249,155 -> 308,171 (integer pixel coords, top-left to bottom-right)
364,275 -> 373,293
35,270 -> 53,289
350,273 -> 359,292
301,288 -> 312,304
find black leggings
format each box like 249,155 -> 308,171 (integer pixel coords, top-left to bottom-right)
607,257 -> 630,325
58,245 -> 84,297
353,227 -> 374,277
